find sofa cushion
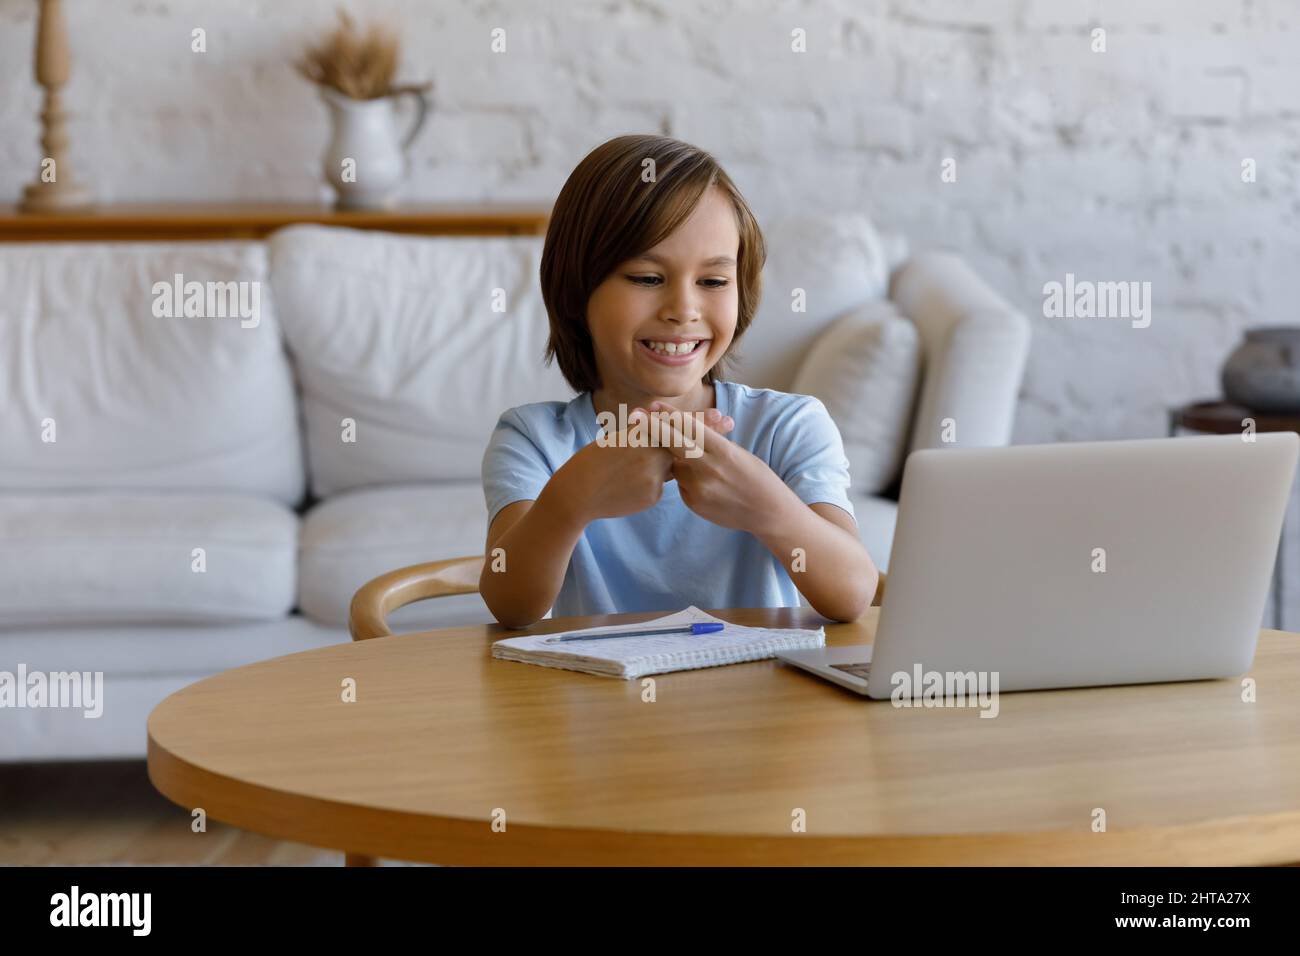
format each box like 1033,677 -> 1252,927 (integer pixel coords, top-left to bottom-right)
268,226 -> 572,497
0,494 -> 297,626
728,212 -> 893,392
268,216 -> 894,498
0,241 -> 304,506
298,483 -> 494,630
791,300 -> 922,495
0,617 -> 344,679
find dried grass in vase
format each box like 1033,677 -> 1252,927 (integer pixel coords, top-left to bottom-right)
296,9 -> 407,100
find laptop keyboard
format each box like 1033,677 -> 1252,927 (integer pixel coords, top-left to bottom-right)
829,662 -> 872,680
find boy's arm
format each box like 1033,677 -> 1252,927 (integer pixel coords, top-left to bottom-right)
752,490 -> 878,623
478,473 -> 588,629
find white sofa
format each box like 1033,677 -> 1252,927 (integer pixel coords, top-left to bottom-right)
0,215 -> 1030,761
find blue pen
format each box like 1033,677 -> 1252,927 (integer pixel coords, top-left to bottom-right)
544,623 -> 725,643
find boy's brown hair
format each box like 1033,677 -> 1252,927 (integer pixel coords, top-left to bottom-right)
540,134 -> 767,394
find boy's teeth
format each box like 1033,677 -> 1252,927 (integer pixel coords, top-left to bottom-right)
643,340 -> 702,355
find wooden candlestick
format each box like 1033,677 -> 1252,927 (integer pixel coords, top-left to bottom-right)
20,0 -> 93,212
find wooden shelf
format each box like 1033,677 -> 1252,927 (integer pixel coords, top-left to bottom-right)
0,202 -> 552,242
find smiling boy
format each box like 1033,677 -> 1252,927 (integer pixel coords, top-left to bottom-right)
479,134 -> 878,627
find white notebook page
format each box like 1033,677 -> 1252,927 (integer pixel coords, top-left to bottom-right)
491,605 -> 826,679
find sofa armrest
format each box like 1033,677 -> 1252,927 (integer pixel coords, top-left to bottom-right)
889,252 -> 1031,452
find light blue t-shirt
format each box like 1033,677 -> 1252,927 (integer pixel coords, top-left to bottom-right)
480,380 -> 856,618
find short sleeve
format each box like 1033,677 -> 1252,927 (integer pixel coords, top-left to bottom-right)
481,409 -> 555,527
771,396 -> 857,523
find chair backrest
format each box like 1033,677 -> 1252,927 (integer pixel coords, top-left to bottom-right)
348,557 -> 886,642
349,555 -> 485,641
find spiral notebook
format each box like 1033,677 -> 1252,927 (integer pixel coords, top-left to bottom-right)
491,605 -> 826,680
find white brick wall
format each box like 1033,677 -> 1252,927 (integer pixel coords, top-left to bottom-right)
2,0 -> 1298,614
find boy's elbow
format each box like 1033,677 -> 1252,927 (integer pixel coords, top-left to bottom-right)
492,603 -> 544,629
815,575 -> 877,623
485,599 -> 541,630
827,601 -> 869,624
495,614 -> 541,630
491,600 -> 543,632
810,597 -> 866,624
479,578 -> 544,629
479,553 -> 559,629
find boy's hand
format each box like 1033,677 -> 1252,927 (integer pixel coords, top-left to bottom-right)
631,404 -> 735,440
551,405 -> 741,526
557,409 -> 672,523
647,403 -> 738,434
648,401 -> 791,534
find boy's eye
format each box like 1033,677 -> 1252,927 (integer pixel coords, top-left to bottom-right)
627,275 -> 729,288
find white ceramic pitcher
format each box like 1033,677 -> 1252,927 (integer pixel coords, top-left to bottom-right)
320,86 -> 429,209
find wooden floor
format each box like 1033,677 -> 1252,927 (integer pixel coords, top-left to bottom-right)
0,760 -> 426,866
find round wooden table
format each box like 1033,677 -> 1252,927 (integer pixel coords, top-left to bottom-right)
147,607 -> 1300,865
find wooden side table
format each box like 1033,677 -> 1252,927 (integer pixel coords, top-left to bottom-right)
1169,400 -> 1300,629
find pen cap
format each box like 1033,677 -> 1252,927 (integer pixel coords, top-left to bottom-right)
690,623 -> 725,634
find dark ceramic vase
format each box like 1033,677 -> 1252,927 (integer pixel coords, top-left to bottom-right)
1221,327 -> 1300,413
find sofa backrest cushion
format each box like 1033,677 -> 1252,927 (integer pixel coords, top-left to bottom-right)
0,241 -> 304,505
268,215 -> 895,497
726,213 -> 894,392
268,225 -> 571,496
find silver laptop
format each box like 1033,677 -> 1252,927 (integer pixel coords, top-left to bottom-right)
778,433 -> 1299,698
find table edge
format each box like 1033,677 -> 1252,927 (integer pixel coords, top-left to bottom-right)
146,727 -> 1300,866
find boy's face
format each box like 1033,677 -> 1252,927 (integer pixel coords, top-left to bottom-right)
586,186 -> 740,406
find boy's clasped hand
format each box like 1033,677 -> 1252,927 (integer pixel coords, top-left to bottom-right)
561,400 -> 792,534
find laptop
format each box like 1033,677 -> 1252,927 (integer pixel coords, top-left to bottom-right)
778,432 -> 1299,698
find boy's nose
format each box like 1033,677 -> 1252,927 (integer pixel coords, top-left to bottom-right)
659,286 -> 704,323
